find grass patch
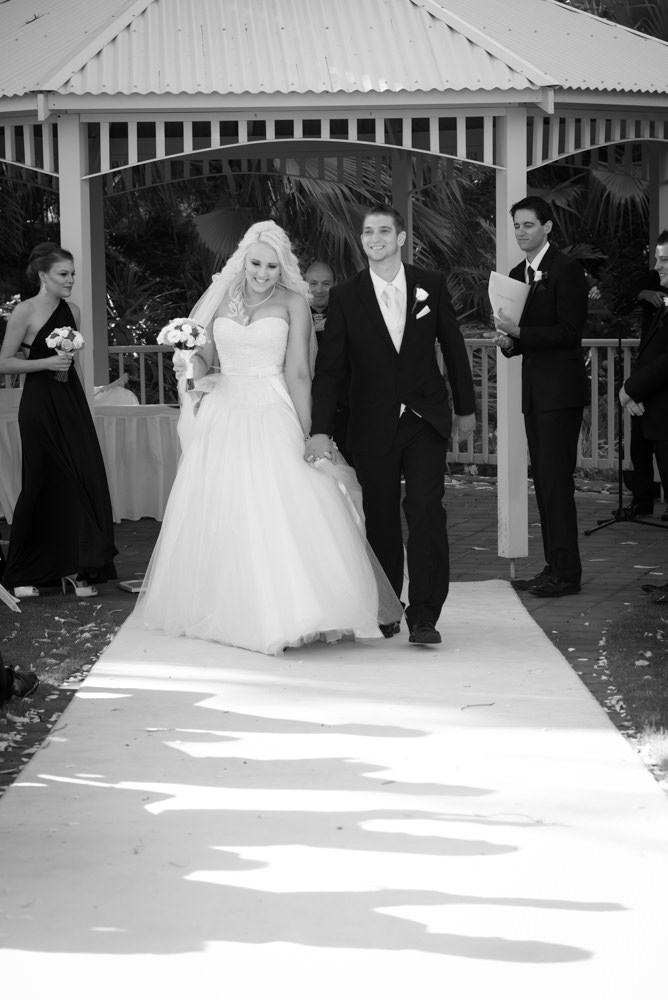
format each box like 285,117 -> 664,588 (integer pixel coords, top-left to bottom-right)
1,592 -> 125,724
604,600 -> 668,732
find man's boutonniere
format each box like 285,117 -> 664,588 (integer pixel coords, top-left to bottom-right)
663,296 -> 668,308
533,270 -> 548,284
412,285 -> 430,319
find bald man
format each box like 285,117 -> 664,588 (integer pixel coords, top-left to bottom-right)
306,261 -> 353,464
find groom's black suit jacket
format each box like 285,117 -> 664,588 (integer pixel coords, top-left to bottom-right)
310,263 -> 475,456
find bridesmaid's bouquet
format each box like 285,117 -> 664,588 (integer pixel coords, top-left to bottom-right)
157,318 -> 208,391
45,326 -> 84,382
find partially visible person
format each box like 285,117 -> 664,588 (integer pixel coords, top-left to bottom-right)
493,196 -> 589,598
305,260 -> 353,464
618,230 -> 668,601
306,261 -> 334,336
1,651 -> 38,706
623,267 -> 666,519
134,221 -> 402,655
0,242 -> 117,599
307,204 -> 476,645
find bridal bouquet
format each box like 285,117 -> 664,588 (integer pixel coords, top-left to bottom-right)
157,318 -> 208,391
45,326 -> 84,382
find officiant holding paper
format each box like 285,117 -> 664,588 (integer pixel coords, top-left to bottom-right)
492,196 -> 589,598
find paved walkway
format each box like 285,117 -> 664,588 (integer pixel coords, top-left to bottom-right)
2,578 -> 668,998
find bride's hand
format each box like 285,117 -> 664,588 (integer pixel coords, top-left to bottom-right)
305,433 -> 337,464
173,351 -> 194,379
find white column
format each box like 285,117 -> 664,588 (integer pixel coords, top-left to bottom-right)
495,108 -> 529,570
647,143 -> 668,241
56,114 -> 107,401
392,150 -> 414,263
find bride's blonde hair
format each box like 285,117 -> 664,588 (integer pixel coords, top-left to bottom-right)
192,220 -> 309,327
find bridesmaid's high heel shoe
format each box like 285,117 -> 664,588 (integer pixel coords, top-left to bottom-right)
13,586 -> 40,598
61,575 -> 99,597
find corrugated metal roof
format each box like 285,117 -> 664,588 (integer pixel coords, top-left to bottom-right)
0,0 -> 666,103
434,0 -> 668,94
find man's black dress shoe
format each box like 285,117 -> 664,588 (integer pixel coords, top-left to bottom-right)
652,592 -> 668,605
641,581 -> 668,593
623,502 -> 654,518
379,621 -> 400,638
528,577 -> 581,598
511,569 -> 549,592
408,623 -> 441,644
662,509 -> 668,522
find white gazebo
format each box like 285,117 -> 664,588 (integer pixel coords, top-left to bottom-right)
1,0 -> 667,560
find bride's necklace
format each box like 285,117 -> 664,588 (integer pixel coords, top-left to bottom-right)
242,283 -> 275,309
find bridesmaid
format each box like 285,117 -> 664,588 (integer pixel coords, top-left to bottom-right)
0,242 -> 117,599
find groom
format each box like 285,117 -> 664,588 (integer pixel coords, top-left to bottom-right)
306,204 -> 475,644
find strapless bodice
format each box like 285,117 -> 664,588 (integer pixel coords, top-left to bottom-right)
213,316 -> 289,373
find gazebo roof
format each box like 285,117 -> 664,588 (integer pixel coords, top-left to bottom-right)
1,0 -> 667,108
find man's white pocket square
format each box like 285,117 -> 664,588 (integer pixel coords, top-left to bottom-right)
416,305 -> 431,319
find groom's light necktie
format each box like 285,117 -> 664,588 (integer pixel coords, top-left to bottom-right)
381,283 -> 404,351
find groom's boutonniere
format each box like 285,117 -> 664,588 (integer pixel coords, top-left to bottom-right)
663,295 -> 668,308
412,285 -> 430,319
533,270 -> 548,284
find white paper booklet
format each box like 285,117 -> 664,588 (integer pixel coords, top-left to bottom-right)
488,271 -> 530,326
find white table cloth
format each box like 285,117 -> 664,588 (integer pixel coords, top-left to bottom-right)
0,398 -> 181,523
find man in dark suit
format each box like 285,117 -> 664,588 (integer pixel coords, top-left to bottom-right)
624,267 -> 666,518
306,204 -> 475,645
494,196 -> 589,598
619,229 -> 668,601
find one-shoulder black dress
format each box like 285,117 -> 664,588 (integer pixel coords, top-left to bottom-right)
2,301 -> 117,588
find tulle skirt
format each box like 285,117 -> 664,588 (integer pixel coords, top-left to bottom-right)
133,374 -> 402,655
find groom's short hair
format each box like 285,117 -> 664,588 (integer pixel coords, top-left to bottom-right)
363,204 -> 405,232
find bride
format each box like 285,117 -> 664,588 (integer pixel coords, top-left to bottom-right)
135,220 -> 402,655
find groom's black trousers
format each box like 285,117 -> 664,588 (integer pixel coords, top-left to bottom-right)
352,410 -> 449,629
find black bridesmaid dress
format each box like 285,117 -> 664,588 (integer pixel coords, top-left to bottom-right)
2,300 -> 117,589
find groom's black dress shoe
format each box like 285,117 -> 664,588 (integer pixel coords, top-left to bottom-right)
642,581 -> 668,593
511,569 -> 549,592
380,621 -> 400,638
528,576 -> 581,598
408,623 -> 441,645
652,592 -> 668,605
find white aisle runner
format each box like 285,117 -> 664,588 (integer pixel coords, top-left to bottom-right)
1,581 -> 667,999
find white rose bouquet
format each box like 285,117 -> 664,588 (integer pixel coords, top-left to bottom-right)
45,326 -> 84,382
157,318 -> 208,391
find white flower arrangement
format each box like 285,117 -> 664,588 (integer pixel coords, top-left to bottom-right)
45,326 -> 84,382
411,285 -> 428,312
157,317 -> 208,390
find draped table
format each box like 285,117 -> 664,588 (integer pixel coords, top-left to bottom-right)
0,397 -> 181,524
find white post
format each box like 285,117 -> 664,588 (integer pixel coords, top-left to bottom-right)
393,150 -> 414,264
56,114 -> 107,402
495,108 -> 529,571
647,144 -> 668,241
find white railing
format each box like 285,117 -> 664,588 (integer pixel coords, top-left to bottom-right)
449,337 -> 639,470
2,338 -> 640,471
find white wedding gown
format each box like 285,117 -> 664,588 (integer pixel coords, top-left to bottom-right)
135,316 -> 401,655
